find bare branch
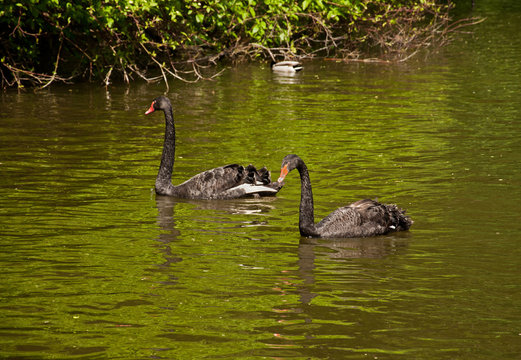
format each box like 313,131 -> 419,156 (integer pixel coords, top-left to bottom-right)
39,35 -> 64,90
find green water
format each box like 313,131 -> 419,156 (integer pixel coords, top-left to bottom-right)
1,2 -> 521,359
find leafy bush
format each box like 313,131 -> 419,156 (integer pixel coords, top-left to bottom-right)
0,0 -> 476,88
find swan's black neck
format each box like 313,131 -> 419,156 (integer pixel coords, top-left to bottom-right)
296,160 -> 318,237
156,106 -> 176,195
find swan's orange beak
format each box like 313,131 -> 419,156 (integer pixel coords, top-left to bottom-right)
278,164 -> 289,183
145,101 -> 155,115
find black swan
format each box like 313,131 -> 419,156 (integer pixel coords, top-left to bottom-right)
271,60 -> 303,73
145,96 -> 282,199
277,154 -> 413,238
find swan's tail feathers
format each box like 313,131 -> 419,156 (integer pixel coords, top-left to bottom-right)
244,165 -> 257,184
245,165 -> 272,185
385,203 -> 413,231
256,166 -> 271,185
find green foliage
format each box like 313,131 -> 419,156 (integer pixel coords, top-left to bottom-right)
0,0 -> 455,87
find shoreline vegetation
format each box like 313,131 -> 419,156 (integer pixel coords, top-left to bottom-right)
0,0 -> 482,89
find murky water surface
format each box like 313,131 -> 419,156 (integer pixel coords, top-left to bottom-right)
1,2 -> 521,359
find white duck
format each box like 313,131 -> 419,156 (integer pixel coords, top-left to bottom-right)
271,60 -> 303,73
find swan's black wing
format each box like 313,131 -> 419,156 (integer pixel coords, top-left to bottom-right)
315,199 -> 412,238
172,164 -> 281,199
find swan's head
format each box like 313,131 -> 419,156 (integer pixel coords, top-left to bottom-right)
278,154 -> 301,183
145,96 -> 171,114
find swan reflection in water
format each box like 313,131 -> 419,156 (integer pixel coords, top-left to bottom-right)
185,196 -> 278,216
155,194 -> 278,242
152,195 -> 280,282
255,234 -> 411,354
292,234 -> 411,306
152,196 -> 182,285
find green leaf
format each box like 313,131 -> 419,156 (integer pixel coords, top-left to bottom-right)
195,13 -> 204,23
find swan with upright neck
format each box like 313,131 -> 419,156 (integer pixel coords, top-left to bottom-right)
145,96 -> 281,199
278,154 -> 412,238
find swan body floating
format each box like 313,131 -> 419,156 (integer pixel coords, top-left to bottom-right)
278,154 -> 412,238
271,60 -> 303,73
145,96 -> 282,199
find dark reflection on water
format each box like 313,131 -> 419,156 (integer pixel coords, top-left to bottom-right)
2,2 -> 521,359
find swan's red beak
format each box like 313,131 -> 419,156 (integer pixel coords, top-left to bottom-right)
145,101 -> 155,115
278,164 -> 289,183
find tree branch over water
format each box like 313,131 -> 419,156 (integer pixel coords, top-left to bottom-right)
0,0 -> 482,89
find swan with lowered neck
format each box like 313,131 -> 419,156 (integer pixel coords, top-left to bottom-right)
145,96 -> 282,199
277,154 -> 412,238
